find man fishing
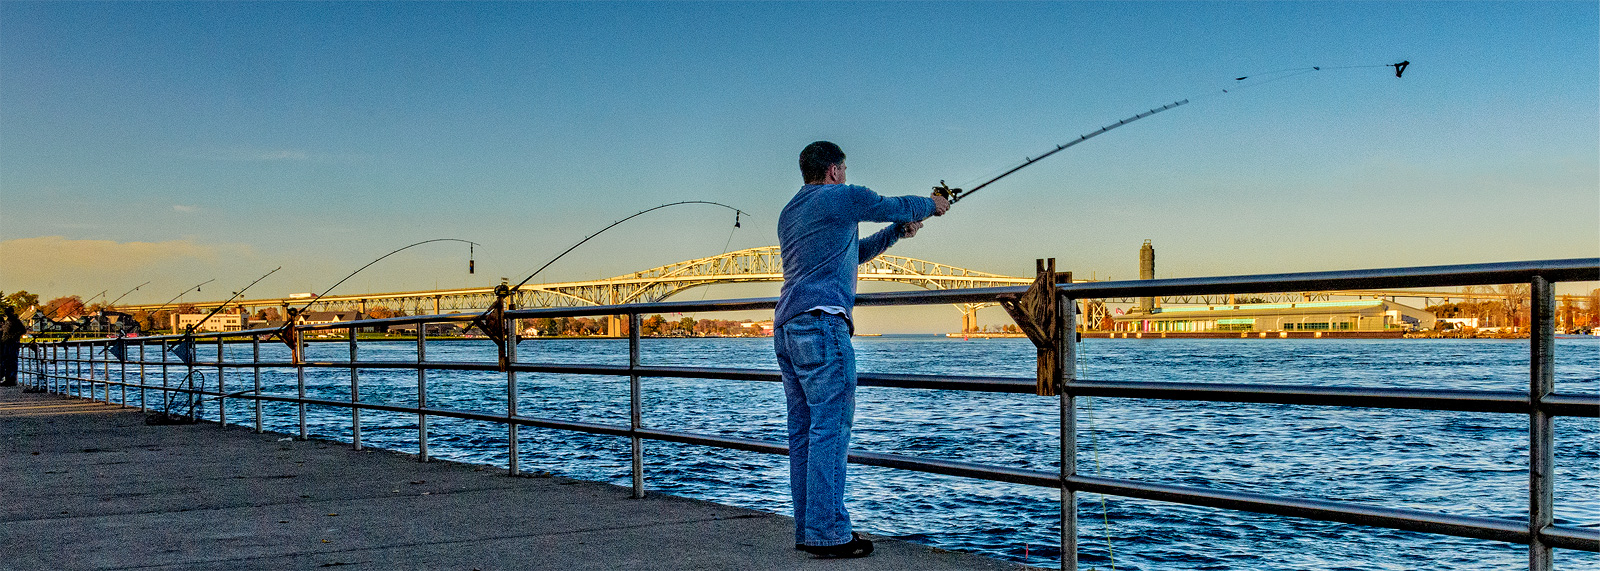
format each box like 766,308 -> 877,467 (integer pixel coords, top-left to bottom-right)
774,141 -> 949,558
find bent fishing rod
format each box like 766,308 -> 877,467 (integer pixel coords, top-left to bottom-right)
154,267 -> 281,421
286,238 -> 482,317
470,200 -> 748,368
180,267 -> 281,339
106,281 -> 153,309
274,238 -> 481,360
932,60 -> 1409,204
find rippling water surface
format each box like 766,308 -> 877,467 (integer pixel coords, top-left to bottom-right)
126,336 -> 1598,569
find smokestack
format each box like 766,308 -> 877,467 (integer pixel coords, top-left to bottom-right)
1138,240 -> 1155,312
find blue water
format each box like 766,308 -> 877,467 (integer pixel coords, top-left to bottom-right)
90,337 -> 1599,569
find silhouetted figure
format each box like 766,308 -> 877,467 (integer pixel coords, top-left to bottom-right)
0,307 -> 25,386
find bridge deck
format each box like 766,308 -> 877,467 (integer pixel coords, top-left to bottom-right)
0,387 -> 1026,571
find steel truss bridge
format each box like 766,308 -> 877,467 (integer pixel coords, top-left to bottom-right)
113,246 -> 1584,331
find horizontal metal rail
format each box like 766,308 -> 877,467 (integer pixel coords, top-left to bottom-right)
35,356 -> 1600,417
21,257 -> 1600,570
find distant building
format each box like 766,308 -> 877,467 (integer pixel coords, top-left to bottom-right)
295,311 -> 364,326
1111,299 -> 1437,333
171,311 -> 246,333
741,321 -> 774,336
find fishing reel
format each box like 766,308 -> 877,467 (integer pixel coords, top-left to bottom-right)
932,180 -> 965,204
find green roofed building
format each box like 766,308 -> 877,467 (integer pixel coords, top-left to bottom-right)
1111,299 -> 1437,334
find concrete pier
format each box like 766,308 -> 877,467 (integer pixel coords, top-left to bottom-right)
0,388 -> 1028,570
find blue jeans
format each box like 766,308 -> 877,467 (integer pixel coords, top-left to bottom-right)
774,312 -> 856,547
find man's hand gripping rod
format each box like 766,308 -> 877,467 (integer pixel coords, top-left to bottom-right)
931,100 -> 1189,204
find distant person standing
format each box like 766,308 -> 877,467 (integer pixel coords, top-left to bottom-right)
774,141 -> 949,557
1,306 -> 25,386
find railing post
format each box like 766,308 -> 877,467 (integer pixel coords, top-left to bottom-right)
350,325 -> 361,451
217,335 -> 226,426
1060,292 -> 1078,571
119,341 -> 127,407
102,340 -> 110,401
102,340 -> 110,402
296,326 -> 307,440
506,315 -> 520,476
138,342 -> 147,412
160,340 -> 170,413
88,341 -> 97,401
253,336 -> 262,433
417,321 -> 429,462
629,312 -> 644,499
1528,276 -> 1554,571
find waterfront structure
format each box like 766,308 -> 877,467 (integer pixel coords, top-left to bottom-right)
1137,239 -> 1156,313
1112,299 -> 1438,333
295,310 -> 363,326
169,311 -> 245,333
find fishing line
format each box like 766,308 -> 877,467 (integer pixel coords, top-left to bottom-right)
690,213 -> 746,322
1072,343 -> 1117,570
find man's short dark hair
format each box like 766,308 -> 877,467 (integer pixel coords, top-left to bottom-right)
800,141 -> 845,184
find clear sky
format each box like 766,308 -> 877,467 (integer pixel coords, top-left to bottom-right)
2,2 -> 1596,332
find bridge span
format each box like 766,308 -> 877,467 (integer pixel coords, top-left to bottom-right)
111,246 -> 1571,332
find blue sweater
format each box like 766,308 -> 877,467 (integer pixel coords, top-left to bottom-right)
775,184 -> 937,328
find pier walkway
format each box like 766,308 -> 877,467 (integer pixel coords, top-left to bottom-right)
0,388 -> 1024,571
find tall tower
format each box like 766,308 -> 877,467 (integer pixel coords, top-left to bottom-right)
1138,240 -> 1156,313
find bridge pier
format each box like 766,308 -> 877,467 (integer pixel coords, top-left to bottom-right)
607,315 -> 625,338
961,305 -> 979,333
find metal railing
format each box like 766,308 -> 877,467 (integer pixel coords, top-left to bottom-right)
20,257 -> 1600,570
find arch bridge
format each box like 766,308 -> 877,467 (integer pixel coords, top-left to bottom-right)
113,246 -> 1567,332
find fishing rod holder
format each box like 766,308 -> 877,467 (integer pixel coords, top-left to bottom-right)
275,308 -> 302,364
996,258 -> 1074,396
470,284 -> 515,371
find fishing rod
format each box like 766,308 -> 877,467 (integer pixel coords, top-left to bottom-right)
933,100 -> 1188,204
82,290 -> 110,308
26,286 -> 119,345
151,267 -> 280,423
931,60 -> 1410,204
179,267 -> 281,340
275,238 -> 480,361
470,201 -> 748,369
149,279 -> 218,316
106,281 -> 153,308
287,238 -> 482,317
89,280 -> 153,359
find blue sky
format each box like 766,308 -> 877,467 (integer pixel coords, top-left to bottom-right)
2,2 -> 1595,331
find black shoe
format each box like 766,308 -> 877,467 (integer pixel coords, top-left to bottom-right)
802,533 -> 873,559
0,381 -> 16,387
